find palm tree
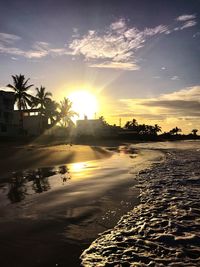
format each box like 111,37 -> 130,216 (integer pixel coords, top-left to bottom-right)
59,97 -> 78,128
44,99 -> 59,126
191,129 -> 198,136
124,118 -> 138,130
124,121 -> 131,129
7,74 -> 33,130
153,124 -> 162,135
33,86 -> 52,112
99,116 -> 108,126
169,126 -> 182,135
32,86 -> 52,132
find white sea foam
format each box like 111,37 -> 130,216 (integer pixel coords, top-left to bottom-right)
81,142 -> 200,266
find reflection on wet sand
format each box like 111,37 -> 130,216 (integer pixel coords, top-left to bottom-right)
0,146 -> 163,267
7,165 -> 71,203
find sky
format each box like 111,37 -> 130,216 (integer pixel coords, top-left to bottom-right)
0,0 -> 200,133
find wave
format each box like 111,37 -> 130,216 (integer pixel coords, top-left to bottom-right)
81,142 -> 200,266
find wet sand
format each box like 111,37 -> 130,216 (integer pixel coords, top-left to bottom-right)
0,143 -> 111,178
0,144 -> 163,267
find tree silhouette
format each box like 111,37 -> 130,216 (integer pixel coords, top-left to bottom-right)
59,97 -> 78,128
44,99 -> 59,126
7,74 -> 33,131
32,86 -> 52,132
33,86 -> 52,111
169,126 -> 182,135
99,116 -> 108,126
124,119 -> 161,136
124,119 -> 139,133
124,118 -> 138,130
191,129 -> 198,136
153,124 -> 162,135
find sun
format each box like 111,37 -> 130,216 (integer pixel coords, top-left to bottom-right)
68,90 -> 99,120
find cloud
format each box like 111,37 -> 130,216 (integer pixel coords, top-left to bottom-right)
69,19 -> 169,70
69,14 -> 198,70
11,57 -> 18,60
171,75 -> 179,81
0,13 -> 198,64
89,61 -> 139,70
111,112 -> 166,120
193,31 -> 200,38
180,20 -> 197,30
161,86 -> 200,101
0,34 -> 72,59
176,14 -> 196,21
119,86 -> 200,122
143,25 -> 168,36
174,14 -> 197,31
0,33 -> 21,44
143,99 -> 200,114
0,45 -> 24,56
72,28 -> 80,38
110,18 -> 126,31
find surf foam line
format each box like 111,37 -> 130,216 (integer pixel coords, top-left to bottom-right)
81,148 -> 200,266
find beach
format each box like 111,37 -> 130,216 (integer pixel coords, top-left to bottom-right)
0,141 -> 163,267
0,141 -> 199,266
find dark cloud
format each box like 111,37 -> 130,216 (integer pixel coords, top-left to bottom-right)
142,99 -> 200,110
111,112 -> 166,120
140,99 -> 200,117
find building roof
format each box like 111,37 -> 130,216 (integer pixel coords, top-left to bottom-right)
0,90 -> 15,96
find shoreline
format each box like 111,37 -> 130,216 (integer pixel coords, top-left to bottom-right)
81,141 -> 200,267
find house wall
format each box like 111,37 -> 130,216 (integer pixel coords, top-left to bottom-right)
0,91 -> 16,136
14,112 -> 48,136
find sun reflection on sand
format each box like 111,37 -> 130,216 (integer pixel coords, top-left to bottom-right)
70,162 -> 88,172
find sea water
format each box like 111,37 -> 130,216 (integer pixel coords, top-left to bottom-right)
81,141 -> 200,267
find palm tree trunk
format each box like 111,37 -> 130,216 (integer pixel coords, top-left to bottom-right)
19,102 -> 24,132
39,107 -> 45,134
39,110 -> 43,134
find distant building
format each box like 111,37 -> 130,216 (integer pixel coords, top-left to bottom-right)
76,118 -> 105,136
76,117 -> 121,137
0,91 -> 16,136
